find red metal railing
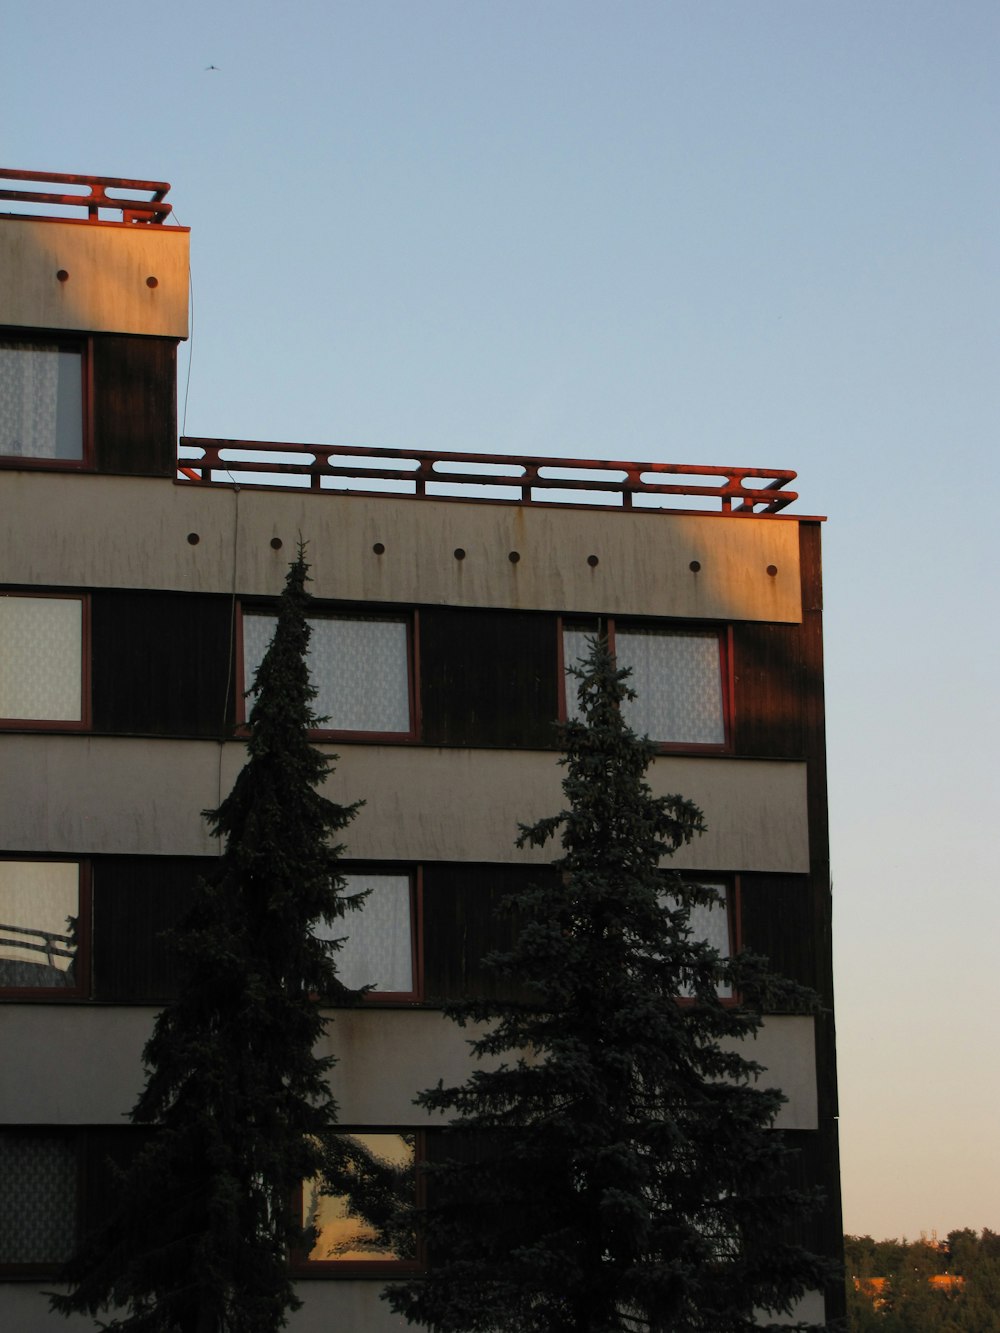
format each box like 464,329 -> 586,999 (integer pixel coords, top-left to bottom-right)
0,168 -> 171,224
177,439 -> 798,515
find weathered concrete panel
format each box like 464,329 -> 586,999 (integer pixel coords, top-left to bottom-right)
0,736 -> 221,857
328,1010 -> 817,1132
0,736 -> 810,873
0,216 -> 189,338
288,1285 -> 410,1331
330,747 -> 810,872
756,1292 -> 826,1326
0,1283 -> 411,1332
2,472 -> 803,623
0,1008 -> 815,1131
0,1006 -> 150,1122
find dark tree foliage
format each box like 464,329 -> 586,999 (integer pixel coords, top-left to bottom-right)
51,553 -> 363,1333
388,636 -> 834,1333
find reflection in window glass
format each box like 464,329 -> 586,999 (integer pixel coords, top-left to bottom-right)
313,873 -> 413,994
563,624 -> 724,745
0,1134 -> 77,1264
0,596 -> 83,722
303,1132 -> 416,1262
0,861 -> 80,989
0,343 -> 83,460
244,612 -> 410,733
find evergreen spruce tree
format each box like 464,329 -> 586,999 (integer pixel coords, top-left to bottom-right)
52,552 -> 363,1333
387,635 -> 834,1333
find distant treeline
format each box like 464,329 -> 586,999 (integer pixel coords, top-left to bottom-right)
846,1230 -> 1000,1331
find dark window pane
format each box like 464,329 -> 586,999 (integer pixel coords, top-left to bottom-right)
91,335 -> 176,477
423,863 -> 556,1002
739,874 -> 817,991
421,608 -> 558,748
92,592 -> 235,737
92,858 -> 209,1001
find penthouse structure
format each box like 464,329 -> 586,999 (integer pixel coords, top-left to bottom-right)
0,171 -> 842,1330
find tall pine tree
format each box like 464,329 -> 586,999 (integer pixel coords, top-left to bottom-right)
387,635 -> 834,1333
52,552 -> 363,1332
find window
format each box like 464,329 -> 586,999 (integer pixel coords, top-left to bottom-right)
665,880 -> 734,1000
0,1133 -> 78,1271
0,860 -> 89,997
314,871 -> 420,1001
0,593 -> 87,726
0,1129 -> 151,1275
562,619 -> 727,749
0,340 -> 83,462
297,1131 -> 420,1272
242,609 -> 413,737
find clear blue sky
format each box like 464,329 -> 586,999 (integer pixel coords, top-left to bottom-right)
8,0 -> 999,1241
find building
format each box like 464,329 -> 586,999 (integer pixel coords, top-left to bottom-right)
0,170 -> 842,1329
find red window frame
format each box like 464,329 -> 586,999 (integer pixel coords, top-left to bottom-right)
0,330 -> 93,472
327,866 -> 423,1004
0,857 -> 91,1001
0,590 -> 91,731
557,615 -> 732,754
237,602 -> 419,742
290,1128 -> 425,1277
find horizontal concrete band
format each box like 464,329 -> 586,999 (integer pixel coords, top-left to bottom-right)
0,1285 -> 828,1332
0,736 -> 810,871
0,1006 -> 817,1131
2,472 -> 803,623
0,1286 -> 410,1333
0,216 -> 189,338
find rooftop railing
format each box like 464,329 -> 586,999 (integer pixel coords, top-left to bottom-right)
0,168 -> 172,224
177,439 -> 798,515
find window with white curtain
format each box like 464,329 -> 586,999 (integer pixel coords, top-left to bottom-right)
563,620 -> 725,747
0,594 -> 84,724
661,881 -> 733,999
0,341 -> 83,461
313,872 -> 416,998
242,610 -> 411,735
